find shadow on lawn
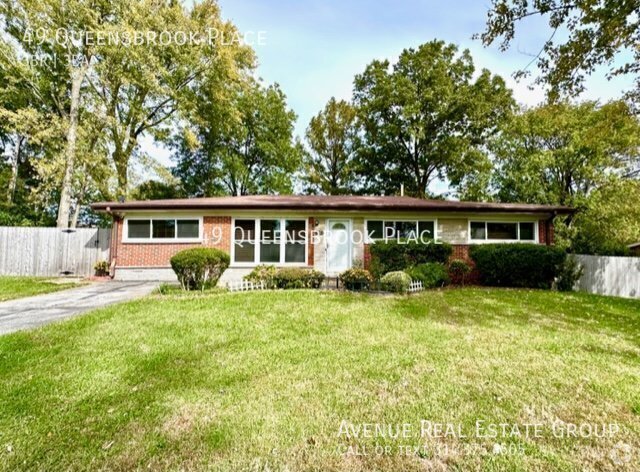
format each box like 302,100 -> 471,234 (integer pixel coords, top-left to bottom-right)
1,339 -> 246,470
392,288 -> 640,346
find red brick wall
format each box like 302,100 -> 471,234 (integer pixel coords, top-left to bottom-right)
539,219 -> 547,244
113,216 -> 231,267
364,244 -> 372,269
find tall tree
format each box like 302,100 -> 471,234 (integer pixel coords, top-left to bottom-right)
89,0 -> 253,195
0,0 -> 110,227
491,100 -> 640,207
174,79 -> 302,196
353,40 -> 514,198
1,0 -> 253,225
570,178 -> 640,255
478,0 -> 640,101
303,98 -> 358,195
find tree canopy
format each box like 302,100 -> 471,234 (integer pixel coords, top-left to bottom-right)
173,79 -> 302,196
491,100 -> 640,207
303,98 -> 359,195
479,0 -> 640,101
352,40 -> 514,198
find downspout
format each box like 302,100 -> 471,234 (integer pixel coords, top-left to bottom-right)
106,208 -> 119,278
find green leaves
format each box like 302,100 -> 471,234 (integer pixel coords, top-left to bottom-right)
479,0 -> 640,100
303,98 -> 358,195
173,78 -> 302,196
492,100 -> 640,207
353,40 -> 514,198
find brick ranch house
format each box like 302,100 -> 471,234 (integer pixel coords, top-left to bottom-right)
91,195 -> 572,283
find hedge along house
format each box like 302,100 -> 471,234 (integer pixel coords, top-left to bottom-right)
91,195 -> 572,283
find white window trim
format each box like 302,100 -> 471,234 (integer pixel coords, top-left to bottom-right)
467,220 -> 539,244
123,216 -> 203,243
231,217 -> 309,267
364,218 -> 438,243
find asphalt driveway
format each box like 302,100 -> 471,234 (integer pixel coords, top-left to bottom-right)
0,281 -> 157,335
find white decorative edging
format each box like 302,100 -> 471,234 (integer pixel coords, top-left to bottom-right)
408,280 -> 424,292
227,280 -> 266,292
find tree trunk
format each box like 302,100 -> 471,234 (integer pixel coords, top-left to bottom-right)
56,65 -> 88,228
6,136 -> 23,204
70,201 -> 81,228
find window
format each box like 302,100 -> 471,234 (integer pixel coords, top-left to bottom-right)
259,219 -> 280,263
487,222 -> 517,240
519,222 -> 535,241
285,220 -> 306,263
470,222 -> 485,240
470,221 -> 537,242
177,220 -> 199,238
152,219 -> 175,239
233,218 -> 307,265
128,220 -> 151,239
367,220 -> 384,239
366,220 -> 435,242
234,219 -> 256,262
126,218 -> 201,241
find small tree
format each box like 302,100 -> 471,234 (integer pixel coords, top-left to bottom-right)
449,259 -> 472,286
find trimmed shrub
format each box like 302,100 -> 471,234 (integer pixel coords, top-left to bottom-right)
470,244 -> 566,289
244,264 -> 278,288
170,248 -> 230,291
94,260 -> 110,276
369,241 -> 452,278
449,259 -> 472,286
406,263 -> 449,288
339,268 -> 374,291
554,257 -> 584,292
380,271 -> 412,293
272,267 -> 325,289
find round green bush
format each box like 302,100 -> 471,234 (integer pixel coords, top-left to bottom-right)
244,264 -> 278,288
406,262 -> 449,288
339,268 -> 373,291
272,267 -> 325,289
379,271 -> 412,293
170,248 -> 230,291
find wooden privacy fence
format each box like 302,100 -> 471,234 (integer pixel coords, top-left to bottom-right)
573,254 -> 640,299
0,227 -> 110,277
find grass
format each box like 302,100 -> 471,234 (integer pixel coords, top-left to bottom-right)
0,288 -> 638,471
0,276 -> 81,302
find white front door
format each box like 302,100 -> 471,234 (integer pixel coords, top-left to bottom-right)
326,220 -> 351,274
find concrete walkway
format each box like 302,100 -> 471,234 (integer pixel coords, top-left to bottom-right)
0,281 -> 157,335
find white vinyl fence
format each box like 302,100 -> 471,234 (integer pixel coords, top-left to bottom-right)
408,280 -> 424,292
0,227 -> 110,277
227,280 -> 266,292
573,254 -> 640,299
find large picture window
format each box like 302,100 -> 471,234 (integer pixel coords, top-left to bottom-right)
366,220 -> 435,242
470,221 -> 537,242
234,219 -> 256,262
233,218 -> 307,265
125,218 -> 201,242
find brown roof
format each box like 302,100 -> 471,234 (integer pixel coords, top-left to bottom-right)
91,195 -> 573,214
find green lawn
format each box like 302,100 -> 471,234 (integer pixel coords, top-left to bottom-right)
0,289 -> 638,471
0,276 -> 81,302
